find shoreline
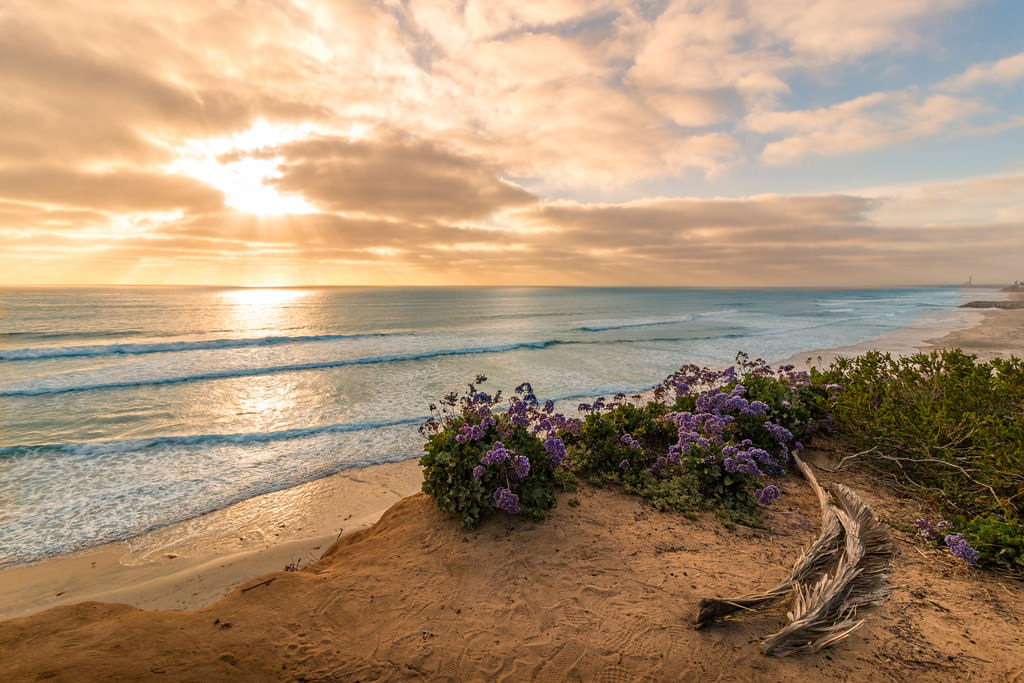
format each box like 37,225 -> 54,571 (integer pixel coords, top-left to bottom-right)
1,290 -> 1020,622
0,459 -> 423,621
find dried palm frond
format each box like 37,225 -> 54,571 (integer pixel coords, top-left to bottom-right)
695,454 -> 843,628
759,483 -> 893,656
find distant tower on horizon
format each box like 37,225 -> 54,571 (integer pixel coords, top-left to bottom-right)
968,275 -> 973,285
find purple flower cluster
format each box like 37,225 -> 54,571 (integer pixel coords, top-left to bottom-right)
723,444 -> 770,476
511,454 -> 531,480
918,520 -> 979,565
696,385 -> 768,418
456,420 -> 489,444
507,397 -> 531,427
493,487 -> 520,514
427,374 -> 591,524
944,533 -> 980,566
482,441 -> 512,465
778,366 -> 810,388
755,485 -> 781,505
543,437 -> 567,467
515,382 -> 537,402
916,518 -> 953,541
577,396 -> 609,415
763,420 -> 794,452
667,410 -> 727,460
620,433 -> 642,451
431,355 -> 816,526
662,364 -> 742,400
651,455 -> 672,475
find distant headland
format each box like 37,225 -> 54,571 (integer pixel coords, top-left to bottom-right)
960,281 -> 1024,308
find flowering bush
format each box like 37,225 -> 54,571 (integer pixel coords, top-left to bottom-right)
419,377 -> 574,528
561,354 -> 824,525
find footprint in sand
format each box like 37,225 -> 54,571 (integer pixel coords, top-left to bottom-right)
535,639 -> 585,682
437,652 -> 461,681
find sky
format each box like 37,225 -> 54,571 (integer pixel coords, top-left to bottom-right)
1,0 -> 1023,287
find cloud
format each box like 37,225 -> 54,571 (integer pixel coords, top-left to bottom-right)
518,193 -> 875,238
416,23 -> 741,184
742,0 -> 969,61
940,51 -> 1024,91
0,0 -> 993,196
627,0 -> 788,106
160,212 -> 515,251
405,0 -> 620,49
0,201 -> 109,231
269,134 -> 536,220
0,167 -> 225,212
859,171 -> 1024,226
0,4 -> 331,167
750,92 -> 984,164
626,0 -> 968,114
3,182 -> 1021,287
1,0 -> 1020,287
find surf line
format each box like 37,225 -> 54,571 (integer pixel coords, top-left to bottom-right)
0,340 -> 574,397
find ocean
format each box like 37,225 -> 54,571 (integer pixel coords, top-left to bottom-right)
0,286 -> 967,566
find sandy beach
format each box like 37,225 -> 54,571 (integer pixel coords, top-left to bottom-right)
1,292 -> 1022,680
0,459 -> 424,621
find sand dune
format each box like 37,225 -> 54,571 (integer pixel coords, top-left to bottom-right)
1,466 -> 1023,680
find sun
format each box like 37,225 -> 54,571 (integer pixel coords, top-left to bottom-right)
171,121 -> 318,216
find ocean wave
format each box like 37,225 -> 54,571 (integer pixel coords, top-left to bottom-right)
2,319 -> 879,397
576,309 -> 736,332
597,314 -> 866,344
0,329 -> 143,341
0,339 -> 572,396
0,416 -> 428,460
0,332 -> 406,361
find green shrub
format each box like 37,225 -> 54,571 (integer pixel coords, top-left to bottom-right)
821,349 -> 1024,572
954,516 -> 1024,573
567,402 -> 674,477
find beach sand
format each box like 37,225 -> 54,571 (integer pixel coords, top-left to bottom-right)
0,459 -> 424,621
1,293 -> 1022,680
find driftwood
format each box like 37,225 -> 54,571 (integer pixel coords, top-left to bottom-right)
695,455 -> 842,628
760,483 -> 893,656
695,453 -> 894,657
